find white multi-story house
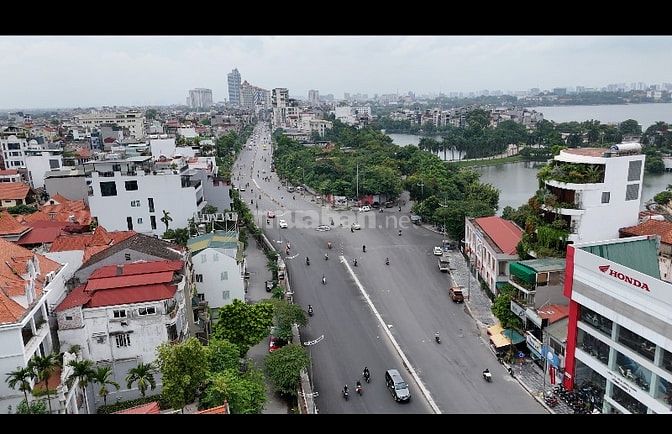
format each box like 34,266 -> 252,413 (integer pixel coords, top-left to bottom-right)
0,169 -> 22,183
464,216 -> 524,295
24,145 -> 63,188
539,143 -> 645,244
0,238 -> 71,414
187,231 -> 245,318
55,259 -> 191,409
86,156 -> 206,236
1,126 -> 29,169
75,112 -> 146,140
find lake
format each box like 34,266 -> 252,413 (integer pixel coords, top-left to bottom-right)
528,103 -> 672,129
473,161 -> 672,215
386,133 -> 466,160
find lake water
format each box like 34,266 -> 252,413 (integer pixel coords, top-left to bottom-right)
473,161 -> 672,215
528,103 -> 672,129
386,133 -> 466,160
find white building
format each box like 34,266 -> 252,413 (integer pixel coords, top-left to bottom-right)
563,236 -> 672,414
540,144 -> 645,244
0,238 -> 71,414
188,88 -> 213,110
464,216 -> 524,294
187,231 -> 245,316
309,119 -> 332,137
55,260 -> 191,409
24,145 -> 63,188
86,156 -> 206,236
0,169 -> 22,183
1,126 -> 29,169
149,136 -> 176,159
176,128 -> 198,139
75,112 -> 146,140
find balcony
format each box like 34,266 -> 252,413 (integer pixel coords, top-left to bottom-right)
23,321 -> 49,359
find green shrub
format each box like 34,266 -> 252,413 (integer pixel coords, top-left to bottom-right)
96,394 -> 170,414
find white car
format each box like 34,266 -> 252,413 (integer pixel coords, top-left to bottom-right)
359,205 -> 371,212
351,223 -> 361,230
279,219 -> 288,229
433,246 -> 444,256
316,225 -> 331,232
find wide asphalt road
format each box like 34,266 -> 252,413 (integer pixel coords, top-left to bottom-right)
232,122 -> 544,414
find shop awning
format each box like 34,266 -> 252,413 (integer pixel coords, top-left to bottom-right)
488,324 -> 511,348
509,262 -> 536,284
502,328 -> 525,345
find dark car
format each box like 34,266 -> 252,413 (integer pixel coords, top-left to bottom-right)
385,369 -> 411,402
410,215 -> 422,225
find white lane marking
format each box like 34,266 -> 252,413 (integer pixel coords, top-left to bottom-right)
340,255 -> 441,414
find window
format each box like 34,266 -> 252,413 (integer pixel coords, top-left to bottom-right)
197,293 -> 205,301
137,217 -> 143,224
49,159 -> 60,169
148,197 -> 155,212
125,180 -> 138,191
625,184 -> 639,201
112,164 -> 121,172
627,160 -> 642,182
7,143 -> 20,150
195,274 -> 203,283
115,333 -> 131,348
150,215 -> 157,230
130,200 -> 141,207
125,253 -> 131,261
113,309 -> 127,318
65,315 -> 73,321
138,307 -> 156,316
126,217 -> 133,230
100,181 -> 117,196
220,271 -> 228,281
222,290 -> 230,300
601,192 -> 610,203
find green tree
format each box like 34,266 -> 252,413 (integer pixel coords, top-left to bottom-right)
125,363 -> 157,398
264,344 -> 310,397
201,367 -> 266,414
16,399 -> 47,414
268,299 -> 308,342
160,210 -> 173,232
91,366 -> 120,407
6,367 -> 33,406
654,190 -> 672,205
28,353 -> 61,413
145,109 -> 158,120
646,156 -> 665,173
6,204 -> 38,215
156,337 -> 209,411
66,359 -> 95,414
619,119 -> 642,135
212,299 -> 275,357
491,284 -> 521,329
206,339 -> 241,374
203,204 -> 218,214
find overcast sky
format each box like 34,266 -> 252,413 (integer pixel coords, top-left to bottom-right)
1,35 -> 671,109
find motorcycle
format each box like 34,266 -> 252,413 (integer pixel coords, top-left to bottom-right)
435,334 -> 441,344
342,388 -> 349,401
324,254 -> 329,261
362,245 -> 366,253
362,371 -> 370,383
385,258 -> 389,266
308,305 -> 313,317
306,257 -> 310,266
356,383 -> 363,395
327,242 -> 332,250
322,275 -> 326,285
398,229 -> 402,236
353,259 -> 358,267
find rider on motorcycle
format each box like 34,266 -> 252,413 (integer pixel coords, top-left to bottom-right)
363,367 -> 370,380
324,253 -> 329,260
306,257 -> 310,265
385,257 -> 390,265
362,245 -> 366,252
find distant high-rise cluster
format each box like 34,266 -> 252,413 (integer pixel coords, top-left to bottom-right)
227,68 -> 241,106
308,89 -> 320,106
187,88 -> 213,110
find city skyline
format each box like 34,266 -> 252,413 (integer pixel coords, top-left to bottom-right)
2,36 -> 672,109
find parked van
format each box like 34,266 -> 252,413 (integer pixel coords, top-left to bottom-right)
438,255 -> 450,272
385,369 -> 411,402
448,286 -> 464,303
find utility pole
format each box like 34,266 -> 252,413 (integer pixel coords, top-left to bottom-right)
356,163 -> 359,202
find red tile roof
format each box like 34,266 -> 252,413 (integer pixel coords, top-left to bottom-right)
0,170 -> 18,176
22,195 -> 91,226
86,283 -> 176,308
86,271 -> 175,291
0,183 -> 30,201
538,304 -> 570,324
113,402 -> 161,414
89,260 -> 183,279
620,219 -> 672,245
0,291 -> 27,324
197,403 -> 229,414
473,216 -> 523,255
16,226 -> 63,245
55,285 -> 90,312
49,226 -> 136,262
0,211 -> 30,237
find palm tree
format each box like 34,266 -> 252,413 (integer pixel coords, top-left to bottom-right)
6,366 -> 33,405
28,353 -> 61,414
67,359 -> 95,414
91,366 -> 119,407
160,210 -> 173,233
125,363 -> 157,398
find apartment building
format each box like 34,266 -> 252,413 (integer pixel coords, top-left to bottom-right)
1,126 -> 29,169
227,68 -> 241,106
86,156 -> 205,236
188,88 -> 213,110
75,112 -> 146,140
539,143 -> 645,244
24,145 -> 63,188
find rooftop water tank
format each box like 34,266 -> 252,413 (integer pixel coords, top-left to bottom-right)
610,142 -> 641,153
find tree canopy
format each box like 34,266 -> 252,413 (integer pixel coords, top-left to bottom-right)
264,344 -> 310,397
156,337 -> 209,410
212,299 -> 275,357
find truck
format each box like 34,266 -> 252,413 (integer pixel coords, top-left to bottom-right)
448,286 -> 464,303
438,255 -> 450,272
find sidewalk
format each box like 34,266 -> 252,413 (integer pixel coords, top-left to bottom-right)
244,238 -> 290,414
422,223 -> 568,414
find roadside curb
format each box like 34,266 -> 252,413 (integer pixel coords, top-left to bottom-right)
505,362 -> 556,414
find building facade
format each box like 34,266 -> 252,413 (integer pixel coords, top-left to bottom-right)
563,236 -> 672,414
188,88 -> 213,110
540,144 -> 645,244
75,112 -> 146,140
464,216 -> 523,294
